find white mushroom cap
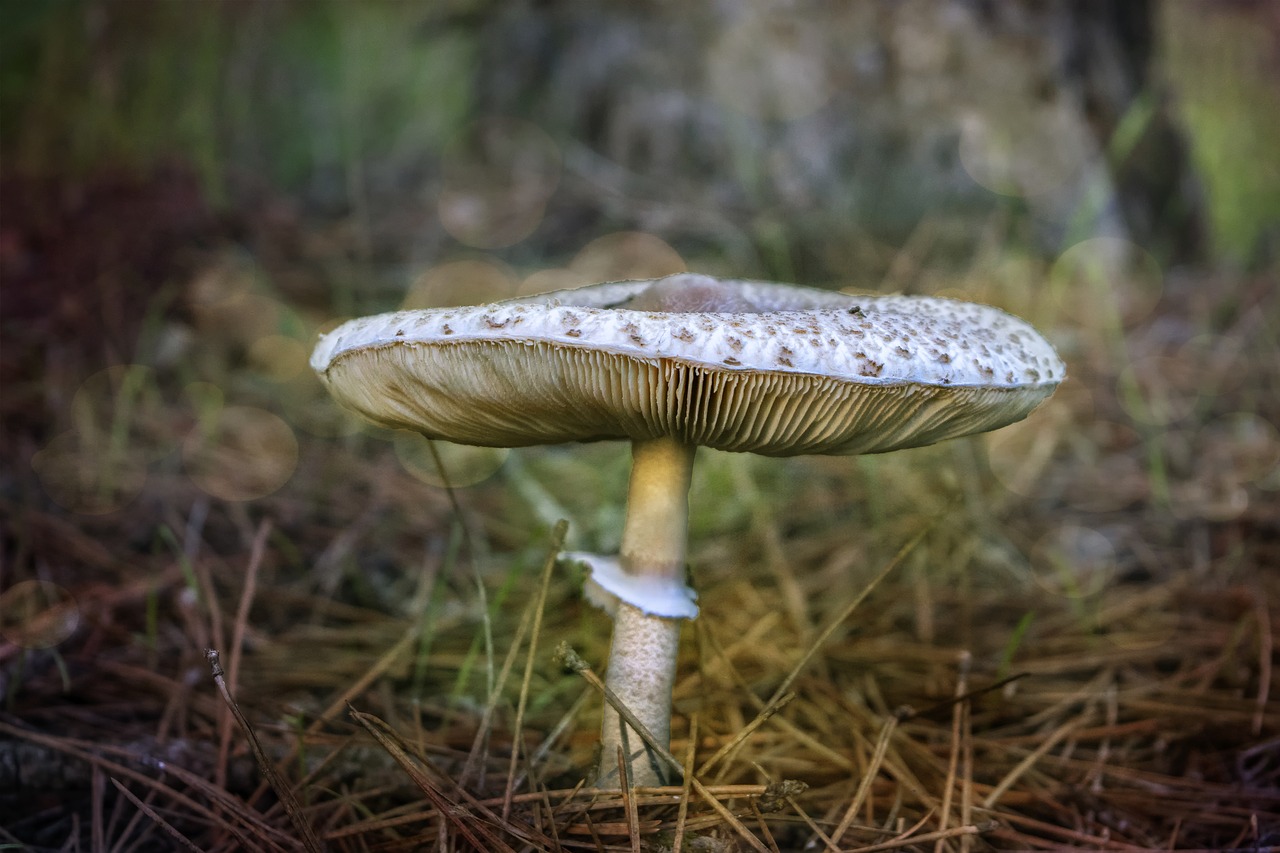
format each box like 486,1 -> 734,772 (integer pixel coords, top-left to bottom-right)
311,273 -> 1064,457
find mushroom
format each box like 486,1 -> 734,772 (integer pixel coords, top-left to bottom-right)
310,272 -> 1064,786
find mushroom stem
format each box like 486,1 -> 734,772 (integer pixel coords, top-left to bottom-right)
599,435 -> 696,787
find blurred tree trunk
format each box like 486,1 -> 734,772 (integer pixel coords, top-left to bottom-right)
472,0 -> 1207,275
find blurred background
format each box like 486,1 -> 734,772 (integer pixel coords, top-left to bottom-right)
1,1 -> 1278,849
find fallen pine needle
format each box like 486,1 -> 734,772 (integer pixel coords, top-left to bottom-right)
111,778 -> 205,853
207,648 -> 324,853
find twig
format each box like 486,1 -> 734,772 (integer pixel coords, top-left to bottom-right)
206,649 -> 324,853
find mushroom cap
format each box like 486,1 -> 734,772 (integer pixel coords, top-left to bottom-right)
311,274 -> 1064,456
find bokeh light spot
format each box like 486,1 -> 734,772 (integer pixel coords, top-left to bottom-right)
1048,237 -> 1164,328
1207,412 -> 1280,488
1169,469 -> 1250,522
1168,412 -> 1280,520
193,290 -> 285,350
393,432 -> 508,489
183,405 -> 299,501
188,259 -> 255,308
40,359 -> 164,512
570,232 -> 685,283
71,364 -> 174,462
291,398 -> 368,440
182,381 -> 226,419
518,267 -> 593,297
248,334 -> 310,382
708,13 -> 832,121
438,116 -> 561,249
958,105 -> 1091,199
985,407 -> 1067,498
1030,524 -> 1117,600
32,430 -> 148,514
1176,333 -> 1246,401
1116,355 -> 1202,427
1060,420 -> 1149,513
403,258 -> 517,310
0,581 -> 79,649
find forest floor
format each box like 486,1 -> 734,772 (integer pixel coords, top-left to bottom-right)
1,170 -> 1278,851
